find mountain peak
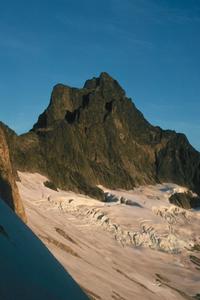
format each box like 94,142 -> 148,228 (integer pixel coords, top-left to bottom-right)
4,72 -> 200,201
84,72 -> 112,88
99,71 -> 114,80
83,72 -> 124,94
33,72 -> 126,130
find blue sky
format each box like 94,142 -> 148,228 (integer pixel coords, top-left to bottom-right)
0,0 -> 200,150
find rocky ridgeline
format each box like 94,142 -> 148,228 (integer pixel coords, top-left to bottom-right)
1,72 -> 200,201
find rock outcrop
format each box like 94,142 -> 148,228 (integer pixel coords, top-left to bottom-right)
169,192 -> 200,209
1,72 -> 200,200
0,126 -> 26,222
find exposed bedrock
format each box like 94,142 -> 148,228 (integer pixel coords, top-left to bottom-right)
0,126 -> 26,222
169,192 -> 200,209
1,72 -> 200,201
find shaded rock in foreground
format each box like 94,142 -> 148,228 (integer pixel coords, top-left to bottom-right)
0,198 -> 88,300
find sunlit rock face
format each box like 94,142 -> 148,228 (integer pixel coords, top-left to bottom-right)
0,126 -> 26,222
2,72 -> 200,202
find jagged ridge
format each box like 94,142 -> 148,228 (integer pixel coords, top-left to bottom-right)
1,72 -> 200,200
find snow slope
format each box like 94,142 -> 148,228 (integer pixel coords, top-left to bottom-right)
17,172 -> 200,300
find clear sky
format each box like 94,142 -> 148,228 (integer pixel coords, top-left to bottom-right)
0,0 -> 199,150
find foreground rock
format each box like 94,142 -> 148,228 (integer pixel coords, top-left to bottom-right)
0,127 -> 26,222
0,197 -> 88,300
2,72 -> 200,200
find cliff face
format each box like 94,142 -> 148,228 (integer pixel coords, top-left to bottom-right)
0,126 -> 26,222
3,72 -> 200,199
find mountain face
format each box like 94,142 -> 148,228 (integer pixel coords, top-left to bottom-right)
0,127 -> 26,222
2,72 -> 200,200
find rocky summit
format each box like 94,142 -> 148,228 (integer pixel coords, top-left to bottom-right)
1,72 -> 200,201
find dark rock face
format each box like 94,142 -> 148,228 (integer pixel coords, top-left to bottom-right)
169,192 -> 200,209
44,180 -> 58,191
0,126 -> 26,222
2,72 -> 200,200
